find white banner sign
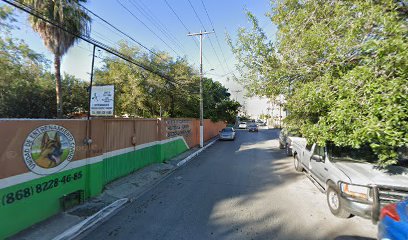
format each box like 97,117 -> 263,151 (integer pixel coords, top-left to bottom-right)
90,85 -> 114,116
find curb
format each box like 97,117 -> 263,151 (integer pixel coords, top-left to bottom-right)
176,138 -> 218,167
52,198 -> 128,240
51,138 -> 218,240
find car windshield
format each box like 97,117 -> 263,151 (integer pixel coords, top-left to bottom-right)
222,128 -> 233,132
240,122 -> 246,124
328,144 -> 378,163
249,124 -> 257,127
328,144 -> 408,167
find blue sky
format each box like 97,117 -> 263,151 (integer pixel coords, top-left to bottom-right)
3,0 -> 277,117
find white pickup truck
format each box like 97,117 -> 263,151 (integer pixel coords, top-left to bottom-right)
290,137 -> 408,222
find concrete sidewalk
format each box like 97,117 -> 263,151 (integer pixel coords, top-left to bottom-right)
10,138 -> 218,240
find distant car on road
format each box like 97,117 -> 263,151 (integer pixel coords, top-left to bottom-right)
256,120 -> 266,126
219,127 -> 236,140
238,122 -> 247,129
248,124 -> 258,132
378,198 -> 408,240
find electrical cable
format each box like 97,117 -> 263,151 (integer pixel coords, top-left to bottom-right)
137,0 -> 183,47
1,0 -> 176,83
77,1 -> 165,60
116,0 -> 180,56
162,0 -> 210,65
186,0 -> 206,31
200,0 -> 231,72
128,0 -> 185,53
186,0 -> 226,74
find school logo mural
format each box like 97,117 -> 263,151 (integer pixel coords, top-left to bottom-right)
23,125 -> 76,175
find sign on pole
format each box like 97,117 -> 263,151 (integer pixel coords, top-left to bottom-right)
90,85 -> 114,116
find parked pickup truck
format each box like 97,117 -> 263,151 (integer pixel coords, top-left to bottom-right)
290,137 -> 408,222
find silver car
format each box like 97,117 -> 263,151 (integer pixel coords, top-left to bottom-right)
248,124 -> 258,132
219,127 -> 236,140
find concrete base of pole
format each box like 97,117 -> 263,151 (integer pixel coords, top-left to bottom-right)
200,125 -> 204,148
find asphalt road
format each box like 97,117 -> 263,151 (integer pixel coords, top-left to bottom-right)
82,129 -> 377,240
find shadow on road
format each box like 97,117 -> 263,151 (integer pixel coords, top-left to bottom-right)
84,129 -> 376,240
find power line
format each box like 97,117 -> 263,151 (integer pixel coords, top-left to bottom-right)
77,2 -> 164,60
2,0 -> 176,83
200,0 -> 214,31
163,0 -> 189,32
163,0 -> 210,65
200,0 -> 231,72
186,0 -> 206,30
116,0 -> 180,56
92,30 -> 122,49
186,0 -> 225,74
129,0 -> 186,54
93,54 -> 186,88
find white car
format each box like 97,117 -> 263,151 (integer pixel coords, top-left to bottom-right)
238,122 -> 247,129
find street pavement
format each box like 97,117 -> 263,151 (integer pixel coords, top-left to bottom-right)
81,129 -> 377,240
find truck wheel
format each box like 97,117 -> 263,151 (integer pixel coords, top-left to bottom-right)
294,155 -> 303,172
326,184 -> 351,218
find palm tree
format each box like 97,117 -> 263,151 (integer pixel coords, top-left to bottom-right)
25,0 -> 91,118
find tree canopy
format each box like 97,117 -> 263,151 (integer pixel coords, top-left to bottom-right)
24,0 -> 91,117
0,5 -> 88,118
95,41 -> 240,122
1,7 -> 240,122
229,0 -> 408,166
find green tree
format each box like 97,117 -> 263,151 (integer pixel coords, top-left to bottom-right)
62,73 -> 89,116
0,6 -> 89,118
95,41 -> 240,122
0,6 -> 51,117
24,0 -> 91,118
202,78 -> 241,122
229,0 -> 408,166
94,42 -> 156,117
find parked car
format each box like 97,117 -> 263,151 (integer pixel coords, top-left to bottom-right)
378,198 -> 408,240
248,124 -> 258,132
219,127 -> 236,140
279,128 -> 289,147
279,128 -> 298,156
256,120 -> 266,126
238,122 -> 247,129
291,138 -> 408,220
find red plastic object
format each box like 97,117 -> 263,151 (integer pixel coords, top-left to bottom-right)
380,203 -> 400,222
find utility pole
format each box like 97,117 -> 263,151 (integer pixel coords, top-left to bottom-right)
87,45 -> 97,120
188,30 -> 214,148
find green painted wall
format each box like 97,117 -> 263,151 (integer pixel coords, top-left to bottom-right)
0,166 -> 90,239
103,145 -> 161,185
160,138 -> 190,162
0,138 -> 188,239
